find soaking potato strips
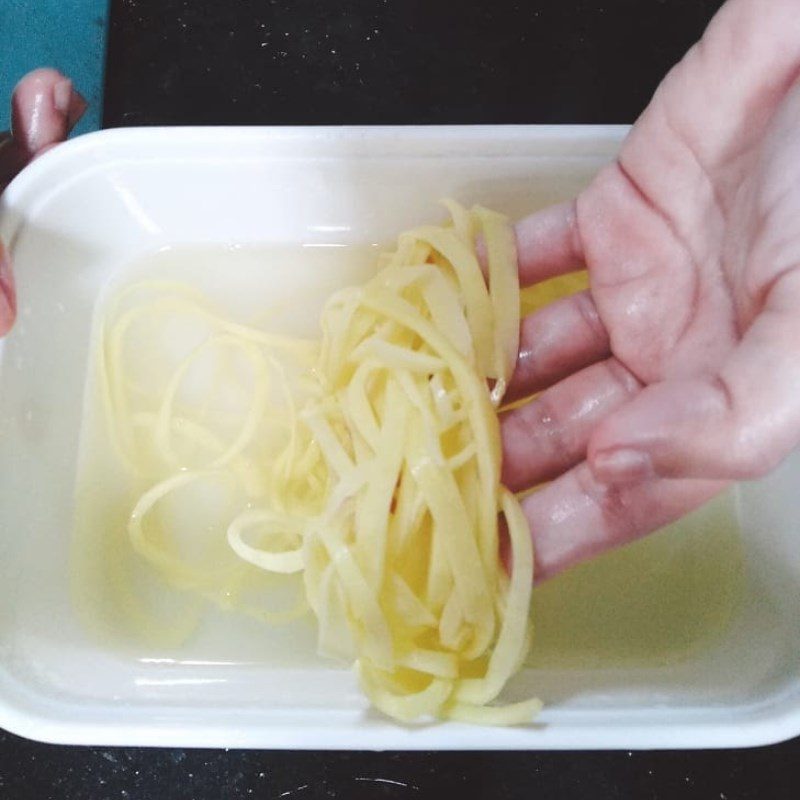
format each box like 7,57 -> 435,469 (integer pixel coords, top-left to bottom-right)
97,202 -> 542,724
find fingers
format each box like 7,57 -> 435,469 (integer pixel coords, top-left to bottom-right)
1,69 -> 87,335
501,358 -> 641,492
505,289 -> 610,402
0,242 -> 15,335
0,129 -> 26,189
589,269 -> 800,483
520,462 -> 726,582
514,200 -> 585,287
1,69 -> 87,188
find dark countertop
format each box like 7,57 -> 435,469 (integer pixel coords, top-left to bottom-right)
2,1 -> 799,798
104,0 -> 721,126
0,730 -> 798,799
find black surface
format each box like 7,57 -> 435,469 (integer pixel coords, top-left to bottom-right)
0,728 -> 798,799
105,0 -> 724,127
3,0 -> 799,798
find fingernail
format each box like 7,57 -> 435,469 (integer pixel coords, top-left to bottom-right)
593,448 -> 654,484
53,78 -> 73,116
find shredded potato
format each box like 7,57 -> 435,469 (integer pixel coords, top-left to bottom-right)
99,202 -> 548,724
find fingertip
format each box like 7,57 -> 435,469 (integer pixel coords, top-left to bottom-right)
587,400 -> 659,485
39,75 -> 86,132
586,379 -> 730,483
12,67 -> 64,95
514,199 -> 584,286
11,68 -> 82,158
52,77 -> 73,116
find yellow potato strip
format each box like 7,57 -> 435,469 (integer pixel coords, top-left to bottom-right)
99,201 -> 540,725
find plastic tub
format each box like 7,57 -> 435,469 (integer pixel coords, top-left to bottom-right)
0,126 -> 798,749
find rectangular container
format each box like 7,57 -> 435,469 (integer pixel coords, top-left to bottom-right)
0,127 -> 798,749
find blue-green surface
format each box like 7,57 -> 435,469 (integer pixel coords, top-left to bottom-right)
0,0 -> 108,133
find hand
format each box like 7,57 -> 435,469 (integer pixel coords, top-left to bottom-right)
502,0 -> 800,581
0,68 -> 86,334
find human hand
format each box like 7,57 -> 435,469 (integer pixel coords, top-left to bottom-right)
0,68 -> 86,334
502,0 -> 800,580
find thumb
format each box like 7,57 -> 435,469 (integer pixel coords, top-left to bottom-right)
1,69 -> 88,189
11,68 -> 87,161
589,272 -> 800,483
0,240 -> 15,335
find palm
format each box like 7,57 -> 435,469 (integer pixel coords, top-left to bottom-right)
504,0 -> 800,580
584,66 -> 800,391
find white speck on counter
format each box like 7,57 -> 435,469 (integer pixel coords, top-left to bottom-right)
355,776 -> 419,789
279,785 -> 309,797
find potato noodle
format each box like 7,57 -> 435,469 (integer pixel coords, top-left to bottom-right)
99,203 -> 551,724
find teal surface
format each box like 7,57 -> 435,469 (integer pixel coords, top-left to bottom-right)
0,0 -> 108,133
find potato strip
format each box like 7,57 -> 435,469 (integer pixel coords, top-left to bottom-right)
98,201 -> 538,725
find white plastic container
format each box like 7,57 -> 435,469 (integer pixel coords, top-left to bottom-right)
0,126 -> 798,749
